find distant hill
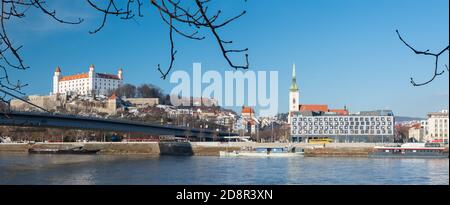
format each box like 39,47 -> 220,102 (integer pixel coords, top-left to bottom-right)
395,116 -> 426,123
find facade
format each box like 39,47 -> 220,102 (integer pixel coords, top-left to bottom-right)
407,120 -> 428,142
421,120 -> 428,137
192,97 -> 218,106
216,114 -> 236,130
290,110 -> 395,142
425,110 -> 449,143
10,94 -> 119,114
408,123 -> 423,142
10,95 -> 61,111
125,98 -> 159,108
241,106 -> 259,134
53,64 -> 123,96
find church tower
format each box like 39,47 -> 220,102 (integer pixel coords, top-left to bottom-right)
288,63 -> 299,124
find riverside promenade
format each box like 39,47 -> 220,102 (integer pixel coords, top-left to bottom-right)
0,142 -> 406,157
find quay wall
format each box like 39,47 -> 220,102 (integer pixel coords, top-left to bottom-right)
304,147 -> 374,157
0,143 -> 30,153
0,142 -> 392,156
0,142 -> 160,155
84,142 -> 160,155
190,142 -> 381,156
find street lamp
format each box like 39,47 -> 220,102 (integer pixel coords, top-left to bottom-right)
271,121 -> 274,143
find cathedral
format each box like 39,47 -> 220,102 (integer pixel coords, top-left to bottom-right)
288,63 -> 349,124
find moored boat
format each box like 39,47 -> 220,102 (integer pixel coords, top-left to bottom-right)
369,143 -> 448,158
28,146 -> 100,154
220,146 -> 304,157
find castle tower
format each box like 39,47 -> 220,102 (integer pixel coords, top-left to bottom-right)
88,64 -> 95,75
118,68 -> 123,80
88,64 -> 95,96
288,63 -> 299,124
53,66 -> 61,94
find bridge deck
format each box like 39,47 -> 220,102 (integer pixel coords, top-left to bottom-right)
0,111 -> 238,138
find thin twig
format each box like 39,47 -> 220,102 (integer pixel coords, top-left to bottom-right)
396,30 -> 449,86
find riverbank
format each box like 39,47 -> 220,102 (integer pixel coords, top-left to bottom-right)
0,142 -> 396,156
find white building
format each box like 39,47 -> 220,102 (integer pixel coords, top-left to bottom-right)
291,110 -> 395,143
420,120 -> 428,135
53,64 -> 123,96
408,123 -> 424,142
241,106 -> 259,134
425,110 -> 449,143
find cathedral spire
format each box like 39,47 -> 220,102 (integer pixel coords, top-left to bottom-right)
290,63 -> 299,91
293,63 -> 296,78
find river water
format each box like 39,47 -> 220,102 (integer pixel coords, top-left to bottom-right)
0,154 -> 448,185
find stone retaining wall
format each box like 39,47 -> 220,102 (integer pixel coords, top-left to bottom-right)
0,142 -> 378,156
304,147 -> 374,157
0,143 -> 29,153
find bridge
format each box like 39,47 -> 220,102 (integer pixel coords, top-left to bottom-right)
0,111 -> 238,139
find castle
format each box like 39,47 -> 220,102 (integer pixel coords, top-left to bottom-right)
53,64 -> 123,96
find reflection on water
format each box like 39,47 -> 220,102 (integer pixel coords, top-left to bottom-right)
0,154 -> 448,185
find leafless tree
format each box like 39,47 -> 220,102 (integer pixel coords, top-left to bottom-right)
396,30 -> 449,86
137,84 -> 163,98
112,83 -> 137,98
0,0 -> 249,105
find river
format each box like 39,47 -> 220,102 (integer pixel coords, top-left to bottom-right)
0,154 -> 448,185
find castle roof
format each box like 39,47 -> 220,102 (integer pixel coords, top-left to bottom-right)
57,65 -> 121,81
60,73 -> 89,81
96,73 -> 120,80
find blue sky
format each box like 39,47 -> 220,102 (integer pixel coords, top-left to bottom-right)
6,0 -> 449,117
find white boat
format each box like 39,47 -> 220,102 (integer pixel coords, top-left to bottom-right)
220,147 -> 304,157
369,143 -> 448,158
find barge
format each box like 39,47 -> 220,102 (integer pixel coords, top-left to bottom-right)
28,146 -> 100,154
369,143 -> 448,158
220,146 -> 304,157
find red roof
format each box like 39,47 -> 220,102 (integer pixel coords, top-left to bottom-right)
299,104 -> 329,112
329,109 -> 349,115
109,93 -> 117,100
242,106 -> 255,114
410,123 -> 421,129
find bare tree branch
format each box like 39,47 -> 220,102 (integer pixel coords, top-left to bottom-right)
396,29 -> 449,86
86,0 -> 143,34
152,0 -> 249,77
157,16 -> 177,80
0,0 -> 249,109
